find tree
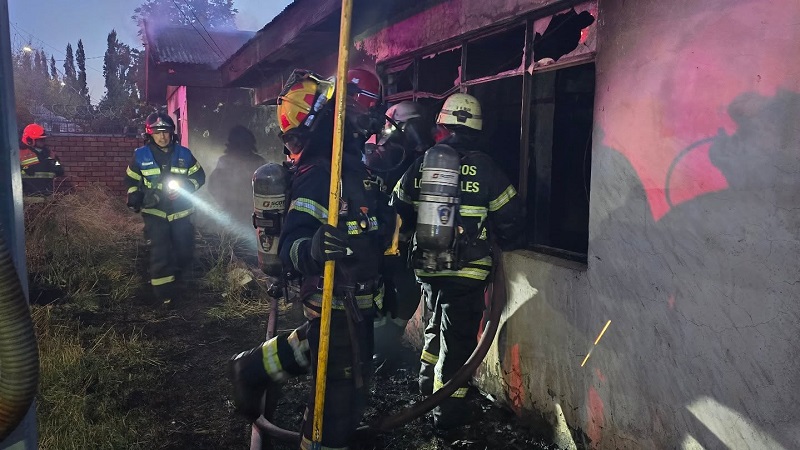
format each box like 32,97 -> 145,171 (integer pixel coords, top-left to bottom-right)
49,56 -> 57,80
96,30 -> 143,133
132,0 -> 237,30
39,50 -> 50,81
76,40 -> 90,105
63,43 -> 77,92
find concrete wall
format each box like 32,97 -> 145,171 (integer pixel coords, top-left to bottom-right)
355,0 -> 800,448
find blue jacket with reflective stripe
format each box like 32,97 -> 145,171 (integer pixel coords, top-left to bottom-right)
125,144 -> 205,217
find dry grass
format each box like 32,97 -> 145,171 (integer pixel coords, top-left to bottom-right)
32,305 -> 163,450
198,228 -> 271,319
25,186 -> 143,307
25,187 -> 276,448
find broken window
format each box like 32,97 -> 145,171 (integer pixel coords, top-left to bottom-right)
378,2 -> 598,261
527,63 -> 595,258
417,47 -> 461,98
465,25 -> 525,81
384,61 -> 414,98
532,2 -> 597,68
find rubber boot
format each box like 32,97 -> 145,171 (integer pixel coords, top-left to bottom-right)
228,343 -> 271,421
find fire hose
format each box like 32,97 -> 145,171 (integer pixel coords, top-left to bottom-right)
251,243 -> 508,445
0,223 -> 40,442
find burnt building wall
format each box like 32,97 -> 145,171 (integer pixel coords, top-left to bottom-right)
356,0 -> 800,449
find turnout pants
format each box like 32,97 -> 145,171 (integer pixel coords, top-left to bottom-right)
143,214 -> 195,301
418,277 -> 487,429
300,307 -> 375,450
374,247 -> 420,360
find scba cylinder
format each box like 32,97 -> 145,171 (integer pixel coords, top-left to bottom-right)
252,163 -> 289,277
416,145 -> 460,259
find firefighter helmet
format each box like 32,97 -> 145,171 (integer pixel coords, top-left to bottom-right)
437,93 -> 482,131
347,68 -> 381,110
277,69 -> 335,135
145,112 -> 176,135
21,123 -> 47,146
386,101 -> 424,124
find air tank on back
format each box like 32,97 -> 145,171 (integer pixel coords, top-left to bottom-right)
252,163 -> 289,277
415,144 -> 461,271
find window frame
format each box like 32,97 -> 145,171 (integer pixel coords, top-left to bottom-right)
377,2 -> 597,263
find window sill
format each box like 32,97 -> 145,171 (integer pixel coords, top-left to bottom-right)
509,245 -> 588,271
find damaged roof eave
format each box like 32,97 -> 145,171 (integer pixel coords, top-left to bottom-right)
220,0 -> 341,86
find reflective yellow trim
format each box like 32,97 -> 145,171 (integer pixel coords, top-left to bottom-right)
290,198 -> 328,222
459,205 -> 488,218
140,208 -> 194,221
187,162 -> 202,175
471,256 -> 492,266
168,208 -> 194,221
126,166 -> 142,180
489,185 -> 517,212
141,208 -> 167,218
287,329 -> 310,368
416,267 -> 490,280
141,168 -> 161,177
21,172 -> 55,178
151,275 -> 175,286
421,350 -> 438,364
394,185 -> 413,204
189,178 -> 200,190
451,387 -> 469,398
290,238 -> 311,269
128,186 -> 139,193
262,339 -> 286,382
171,167 -> 188,175
21,156 -> 39,166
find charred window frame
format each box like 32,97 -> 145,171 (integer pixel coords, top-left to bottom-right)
378,1 -> 597,263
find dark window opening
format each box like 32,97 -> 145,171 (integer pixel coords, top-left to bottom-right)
533,8 -> 596,63
469,76 -> 523,188
417,47 -> 461,97
384,61 -> 414,97
527,62 -> 594,258
379,3 -> 597,263
465,25 -> 525,81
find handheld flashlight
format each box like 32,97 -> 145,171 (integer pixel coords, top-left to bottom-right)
168,179 -> 180,191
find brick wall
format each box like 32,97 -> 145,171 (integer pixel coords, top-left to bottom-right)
47,135 -> 141,197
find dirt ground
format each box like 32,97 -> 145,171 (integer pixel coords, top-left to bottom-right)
48,252 -> 557,450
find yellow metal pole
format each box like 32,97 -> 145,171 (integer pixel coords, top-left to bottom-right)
312,0 -> 353,446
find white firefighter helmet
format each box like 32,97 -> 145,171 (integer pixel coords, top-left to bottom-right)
436,93 -> 482,131
386,101 -> 424,124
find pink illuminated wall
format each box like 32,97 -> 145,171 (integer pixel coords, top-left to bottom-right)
596,0 -> 800,220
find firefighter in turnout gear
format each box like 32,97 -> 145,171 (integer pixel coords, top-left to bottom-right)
364,101 -> 433,372
19,123 -> 64,200
392,93 -> 524,430
125,112 -> 205,305
228,69 -> 394,450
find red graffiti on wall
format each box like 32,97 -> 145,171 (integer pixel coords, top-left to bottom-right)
598,1 -> 799,220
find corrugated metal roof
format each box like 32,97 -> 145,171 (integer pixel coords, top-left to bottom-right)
148,25 -> 255,68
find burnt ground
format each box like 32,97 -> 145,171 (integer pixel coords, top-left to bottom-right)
49,253 -> 556,450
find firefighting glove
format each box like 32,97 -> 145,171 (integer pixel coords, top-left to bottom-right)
127,191 -> 144,213
311,224 -> 352,263
142,189 -> 160,209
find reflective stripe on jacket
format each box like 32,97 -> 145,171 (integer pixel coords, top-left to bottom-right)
125,144 -> 205,219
